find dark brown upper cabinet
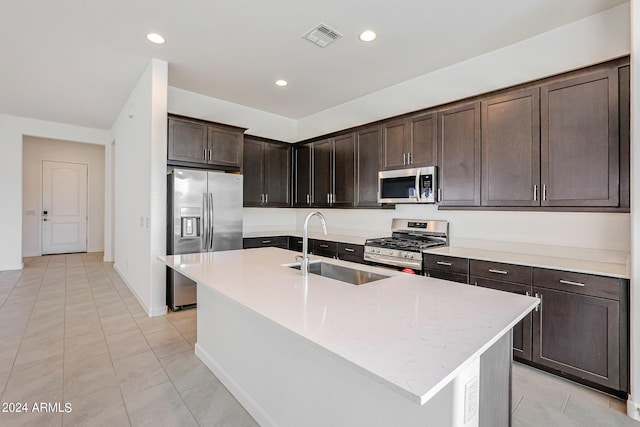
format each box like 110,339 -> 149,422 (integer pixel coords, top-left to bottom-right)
308,134 -> 356,208
540,68 -> 619,207
481,89 -> 540,207
438,102 -> 481,206
293,136 -> 356,208
168,116 -> 245,171
243,137 -> 290,207
312,138 -> 333,207
293,144 -> 313,207
382,112 -> 437,170
332,133 -> 356,207
355,125 -> 382,207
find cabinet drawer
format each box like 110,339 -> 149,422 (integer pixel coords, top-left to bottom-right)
423,254 -> 469,275
533,268 -> 621,300
243,236 -> 288,249
288,236 -> 303,252
426,270 -> 469,284
312,239 -> 338,258
470,260 -> 531,285
337,243 -> 364,263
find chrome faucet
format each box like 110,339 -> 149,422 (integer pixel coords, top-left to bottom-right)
299,211 -> 328,276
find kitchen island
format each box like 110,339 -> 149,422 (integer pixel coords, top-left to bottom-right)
162,248 -> 538,427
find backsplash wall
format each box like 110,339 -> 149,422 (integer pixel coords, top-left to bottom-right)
244,206 -> 630,253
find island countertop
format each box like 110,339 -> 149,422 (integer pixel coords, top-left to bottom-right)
161,247 -> 538,406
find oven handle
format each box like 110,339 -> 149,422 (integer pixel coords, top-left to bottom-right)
415,170 -> 421,202
364,253 -> 422,270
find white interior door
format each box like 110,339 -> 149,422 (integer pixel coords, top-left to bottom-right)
42,161 -> 88,254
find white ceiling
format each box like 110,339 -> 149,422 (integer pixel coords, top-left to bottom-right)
0,0 -> 627,130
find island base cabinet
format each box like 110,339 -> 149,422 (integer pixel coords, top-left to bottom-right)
532,287 -> 620,390
472,276 -> 532,361
195,282 -> 510,427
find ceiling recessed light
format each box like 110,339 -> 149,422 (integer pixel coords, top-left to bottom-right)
275,80 -> 288,87
146,33 -> 166,45
359,30 -> 377,42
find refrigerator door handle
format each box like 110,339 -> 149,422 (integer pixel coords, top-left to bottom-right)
202,193 -> 209,251
209,192 -> 214,251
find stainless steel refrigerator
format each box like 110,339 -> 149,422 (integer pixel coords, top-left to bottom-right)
167,169 -> 243,310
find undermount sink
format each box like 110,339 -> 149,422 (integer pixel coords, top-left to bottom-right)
288,261 -> 390,285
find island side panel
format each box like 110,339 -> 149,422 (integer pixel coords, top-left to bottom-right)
195,281 -> 482,427
479,331 -> 512,426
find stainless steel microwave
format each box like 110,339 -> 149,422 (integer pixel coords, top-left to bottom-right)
378,166 -> 437,204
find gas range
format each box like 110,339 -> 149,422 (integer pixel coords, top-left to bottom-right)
364,219 -> 449,272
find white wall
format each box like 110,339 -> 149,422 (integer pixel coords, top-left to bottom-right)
111,58 -> 168,316
297,3 -> 630,140
168,87 -> 297,142
0,114 -> 110,270
22,137 -> 105,256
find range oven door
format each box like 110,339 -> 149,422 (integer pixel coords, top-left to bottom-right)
378,166 -> 437,204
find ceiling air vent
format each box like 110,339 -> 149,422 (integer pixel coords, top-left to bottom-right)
302,24 -> 343,48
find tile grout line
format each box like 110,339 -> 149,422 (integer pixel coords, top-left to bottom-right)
82,254 -> 134,427
0,256 -> 50,405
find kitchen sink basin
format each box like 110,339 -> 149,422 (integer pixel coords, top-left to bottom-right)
288,261 -> 390,285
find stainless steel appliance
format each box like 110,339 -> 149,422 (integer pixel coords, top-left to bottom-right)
378,166 -> 437,204
167,169 -> 243,310
364,219 -> 448,273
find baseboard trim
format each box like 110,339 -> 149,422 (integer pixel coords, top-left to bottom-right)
627,399 -> 640,421
0,263 -> 24,271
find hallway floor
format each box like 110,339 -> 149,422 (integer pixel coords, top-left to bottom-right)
0,253 -> 634,426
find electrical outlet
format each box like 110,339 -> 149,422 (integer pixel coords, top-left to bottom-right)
464,376 -> 478,423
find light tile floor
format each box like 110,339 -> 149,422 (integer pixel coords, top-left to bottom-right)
0,253 -> 635,426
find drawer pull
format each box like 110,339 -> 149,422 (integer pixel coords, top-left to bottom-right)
436,261 -> 452,266
559,279 -> 585,287
261,240 -> 272,244
320,244 -> 329,248
344,248 -> 355,252
488,269 -> 508,275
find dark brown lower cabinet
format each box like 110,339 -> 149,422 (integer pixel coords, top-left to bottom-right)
312,239 -> 338,258
243,237 -> 289,250
472,277 -> 532,361
531,267 -> 628,392
336,243 -> 364,264
423,254 -> 469,284
532,287 -> 620,390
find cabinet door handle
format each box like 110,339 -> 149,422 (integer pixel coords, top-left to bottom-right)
436,261 -> 452,266
344,247 -> 355,252
437,188 -> 441,202
542,184 -> 547,201
265,194 -> 268,204
320,244 -> 329,248
306,194 -> 311,204
533,185 -> 538,201
408,152 -> 412,165
488,269 -> 508,275
208,149 -> 212,161
535,293 -> 540,311
203,149 -> 207,160
403,153 -> 407,165
261,240 -> 272,244
260,194 -> 264,203
559,279 -> 585,287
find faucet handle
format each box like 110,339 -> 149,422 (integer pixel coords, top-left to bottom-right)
294,255 -> 303,264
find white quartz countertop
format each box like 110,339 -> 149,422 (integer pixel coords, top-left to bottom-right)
424,245 -> 630,279
161,248 -> 538,405
244,231 -> 630,278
